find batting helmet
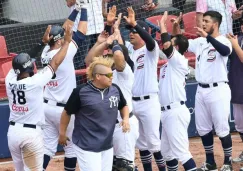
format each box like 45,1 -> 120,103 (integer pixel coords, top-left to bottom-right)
12,53 -> 35,76
49,25 -> 64,46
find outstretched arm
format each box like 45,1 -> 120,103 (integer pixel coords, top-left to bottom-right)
85,31 -> 109,66
50,25 -> 73,72
124,7 -> 155,51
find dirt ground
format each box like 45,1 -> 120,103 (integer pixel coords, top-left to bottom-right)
0,134 -> 243,171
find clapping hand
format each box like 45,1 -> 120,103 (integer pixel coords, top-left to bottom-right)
226,33 -> 238,47
194,27 -> 208,37
124,7 -> 137,27
107,5 -> 117,25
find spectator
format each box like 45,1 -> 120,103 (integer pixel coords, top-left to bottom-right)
196,0 -> 243,35
58,57 -> 130,171
66,0 -> 104,83
227,18 -> 243,170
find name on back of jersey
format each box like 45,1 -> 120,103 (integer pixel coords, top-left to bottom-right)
9,83 -> 29,113
9,83 -> 26,91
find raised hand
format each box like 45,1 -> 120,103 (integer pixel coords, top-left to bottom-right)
171,12 -> 182,26
226,33 -> 238,47
123,7 -> 136,27
97,31 -> 109,44
113,13 -> 122,30
194,27 -> 208,37
63,24 -> 73,43
158,11 -> 168,28
42,25 -> 53,44
107,5 -> 117,25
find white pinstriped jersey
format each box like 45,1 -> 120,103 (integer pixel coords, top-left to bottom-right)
159,48 -> 189,106
6,66 -> 54,126
41,40 -> 78,103
188,36 -> 232,83
126,41 -> 160,96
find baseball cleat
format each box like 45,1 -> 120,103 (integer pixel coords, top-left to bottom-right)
220,164 -> 233,171
197,162 -> 218,171
75,0 -> 88,11
232,151 -> 243,163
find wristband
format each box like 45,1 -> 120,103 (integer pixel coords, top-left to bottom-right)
112,44 -> 123,54
161,32 -> 171,44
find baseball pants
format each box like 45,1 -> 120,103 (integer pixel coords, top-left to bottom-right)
195,83 -> 231,137
161,104 -> 193,164
73,144 -> 113,171
43,103 -> 75,158
132,94 -> 161,152
8,123 -> 44,171
233,103 -> 243,133
113,116 -> 139,162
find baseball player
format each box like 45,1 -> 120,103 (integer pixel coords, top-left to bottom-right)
124,7 -> 166,171
184,11 -> 233,171
6,25 -> 73,171
41,1 -> 88,170
85,11 -> 139,170
158,11 -> 197,171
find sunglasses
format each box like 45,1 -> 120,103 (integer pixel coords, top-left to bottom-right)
96,72 -> 113,78
130,28 -> 138,34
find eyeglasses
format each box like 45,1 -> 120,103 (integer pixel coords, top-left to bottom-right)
96,72 -> 113,78
130,29 -> 138,34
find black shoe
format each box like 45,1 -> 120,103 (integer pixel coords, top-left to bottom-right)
197,162 -> 218,171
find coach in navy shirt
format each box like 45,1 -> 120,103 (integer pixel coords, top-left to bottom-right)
227,18 -> 243,168
58,57 -> 130,171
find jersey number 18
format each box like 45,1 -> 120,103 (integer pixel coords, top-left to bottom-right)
11,90 -> 26,105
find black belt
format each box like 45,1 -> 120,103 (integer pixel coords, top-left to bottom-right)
44,99 -> 66,107
10,121 -> 36,129
116,112 -> 134,124
132,95 -> 150,101
198,82 -> 227,88
161,101 -> 185,111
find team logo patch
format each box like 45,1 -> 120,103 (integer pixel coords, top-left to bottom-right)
109,96 -> 118,108
136,54 -> 145,69
207,49 -> 216,62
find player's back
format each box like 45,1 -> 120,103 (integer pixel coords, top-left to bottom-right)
6,69 -> 51,126
159,49 -> 189,106
41,42 -> 77,103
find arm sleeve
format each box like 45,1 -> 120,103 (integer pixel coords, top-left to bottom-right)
27,41 -> 46,59
206,35 -> 231,56
64,86 -> 82,115
134,24 -> 155,51
112,84 -> 127,110
162,45 -> 174,58
196,0 -> 207,13
31,65 -> 54,87
72,30 -> 86,47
